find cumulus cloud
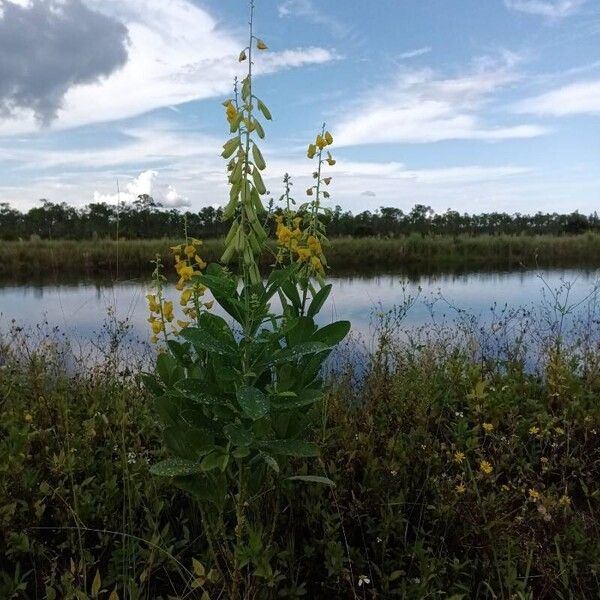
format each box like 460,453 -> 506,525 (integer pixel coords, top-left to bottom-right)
334,54 -> 547,147
0,0 -> 129,125
504,0 -> 585,19
513,79 -> 600,115
93,170 -> 190,208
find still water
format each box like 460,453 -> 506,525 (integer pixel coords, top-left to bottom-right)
1,269 -> 599,349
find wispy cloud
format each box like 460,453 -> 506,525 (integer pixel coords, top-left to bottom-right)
513,79 -> 600,115
277,0 -> 350,38
399,47 -> 432,60
334,54 -> 548,147
504,0 -> 585,19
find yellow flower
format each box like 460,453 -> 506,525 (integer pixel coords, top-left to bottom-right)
540,456 -> 549,464
554,426 -> 564,435
307,144 -> 316,159
479,460 -> 493,476
195,255 -> 207,269
184,244 -> 196,258
324,131 -> 333,145
256,38 -> 268,50
455,483 -> 466,494
170,245 -> 182,253
150,319 -> 163,335
297,248 -> 311,262
482,422 -> 494,433
559,494 -> 571,507
225,102 -> 238,124
163,301 -> 174,322
528,488 -> 540,500
204,300 -> 214,310
277,225 -> 292,245
529,425 -> 540,435
146,294 -> 160,313
453,451 -> 466,464
307,235 -> 321,254
310,256 -> 322,271
180,289 -> 193,306
177,319 -> 190,329
316,134 -> 326,149
326,152 -> 336,166
24,413 -> 33,423
501,484 -> 510,491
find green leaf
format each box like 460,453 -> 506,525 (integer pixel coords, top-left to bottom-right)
241,77 -> 251,100
91,570 -> 101,599
273,388 -> 323,410
224,423 -> 254,446
258,439 -> 318,457
275,342 -> 329,364
307,284 -> 332,318
222,136 -> 240,158
180,327 -> 237,358
257,99 -> 272,120
287,475 -> 335,486
312,320 -> 351,346
201,451 -> 229,472
259,452 -> 280,473
236,386 -> 269,420
150,458 -> 203,477
156,352 -> 180,387
163,426 -> 215,459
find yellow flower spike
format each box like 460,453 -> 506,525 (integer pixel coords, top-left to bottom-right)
316,134 -> 326,149
184,244 -> 196,258
324,131 -> 333,145
479,460 -> 493,476
239,49 -> 247,62
256,38 -> 268,50
180,289 -> 193,306
163,301 -> 174,322
204,300 -> 214,309
307,144 -> 316,159
195,255 -> 207,269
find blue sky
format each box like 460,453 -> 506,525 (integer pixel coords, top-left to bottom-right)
1,0 -> 599,215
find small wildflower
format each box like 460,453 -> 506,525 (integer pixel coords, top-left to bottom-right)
540,456 -> 549,464
482,422 -> 494,433
559,494 -> 572,507
528,488 -> 540,501
479,460 -> 493,476
453,451 -> 466,464
358,575 -> 370,587
501,484 -> 510,491
307,143 -> 316,159
24,413 -> 33,423
554,426 -> 564,435
455,483 -> 466,494
529,425 -> 540,435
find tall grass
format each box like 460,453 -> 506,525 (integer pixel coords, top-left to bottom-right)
1,301 -> 598,598
2,233 -> 600,280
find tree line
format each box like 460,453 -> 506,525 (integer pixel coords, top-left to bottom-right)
0,196 -> 597,240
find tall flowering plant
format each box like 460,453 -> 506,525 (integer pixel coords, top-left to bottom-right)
143,1 -> 349,595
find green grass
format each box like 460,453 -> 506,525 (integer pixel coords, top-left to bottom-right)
1,316 -> 598,598
3,233 -> 600,280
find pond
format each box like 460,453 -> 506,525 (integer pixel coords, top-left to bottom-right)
1,269 -> 599,355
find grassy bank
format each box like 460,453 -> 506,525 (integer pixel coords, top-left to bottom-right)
2,233 -> 600,280
1,317 -> 598,598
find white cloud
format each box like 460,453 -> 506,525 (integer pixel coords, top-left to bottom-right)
504,0 -> 585,19
399,47 -> 432,60
334,56 -> 548,147
0,0 -> 336,135
93,169 -> 190,207
513,79 -> 600,115
277,0 -> 349,37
